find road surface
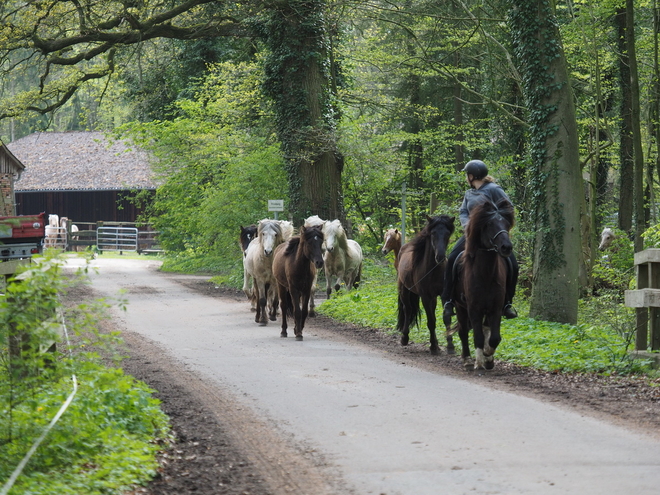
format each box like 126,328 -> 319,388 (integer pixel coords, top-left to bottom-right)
66,257 -> 660,495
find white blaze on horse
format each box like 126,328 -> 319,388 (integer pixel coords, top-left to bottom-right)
322,219 -> 363,298
242,219 -> 292,325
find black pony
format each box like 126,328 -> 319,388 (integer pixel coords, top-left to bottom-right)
448,198 -> 514,370
396,215 -> 455,354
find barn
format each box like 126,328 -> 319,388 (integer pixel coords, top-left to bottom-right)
0,141 -> 25,216
7,131 -> 157,223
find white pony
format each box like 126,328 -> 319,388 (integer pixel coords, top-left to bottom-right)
598,227 -> 617,251
303,215 -> 326,315
322,219 -> 363,298
59,217 -> 79,251
44,214 -> 60,248
243,219 -> 292,325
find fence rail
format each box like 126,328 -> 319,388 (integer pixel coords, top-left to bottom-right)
97,227 -> 138,253
62,221 -> 161,254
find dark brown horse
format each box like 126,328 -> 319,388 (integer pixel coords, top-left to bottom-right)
381,228 -> 402,270
272,225 -> 325,341
396,215 -> 455,354
448,198 -> 514,370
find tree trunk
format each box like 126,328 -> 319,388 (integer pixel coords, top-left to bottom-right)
615,7 -> 635,234
509,0 -> 582,324
263,0 -> 344,226
626,0 -> 646,252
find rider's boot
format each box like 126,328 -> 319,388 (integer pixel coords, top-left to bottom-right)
503,303 -> 518,319
443,300 -> 454,327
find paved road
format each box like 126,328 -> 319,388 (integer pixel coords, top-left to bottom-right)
67,257 -> 660,495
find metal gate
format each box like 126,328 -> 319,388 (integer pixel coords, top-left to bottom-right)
96,226 -> 138,252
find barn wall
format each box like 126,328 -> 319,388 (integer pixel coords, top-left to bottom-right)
15,190 -> 155,223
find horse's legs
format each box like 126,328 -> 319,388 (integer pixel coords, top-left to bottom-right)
297,292 -> 311,341
399,289 -> 419,346
421,295 -> 440,355
292,291 -> 304,341
308,273 -> 317,317
456,307 -> 471,368
253,284 -> 262,323
257,282 -> 269,326
279,286 -> 289,338
470,311 -> 487,370
482,314 -> 502,370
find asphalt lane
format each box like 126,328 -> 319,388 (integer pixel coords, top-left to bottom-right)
66,257 -> 660,495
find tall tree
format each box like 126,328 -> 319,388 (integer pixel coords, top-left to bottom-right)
0,0 -> 343,225
508,0 -> 583,324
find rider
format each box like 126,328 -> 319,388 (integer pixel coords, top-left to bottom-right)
441,159 -> 519,322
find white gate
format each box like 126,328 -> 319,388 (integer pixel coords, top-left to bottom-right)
96,226 -> 138,252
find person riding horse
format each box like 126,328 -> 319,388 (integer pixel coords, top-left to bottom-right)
441,159 -> 519,321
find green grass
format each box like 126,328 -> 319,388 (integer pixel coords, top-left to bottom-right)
317,257 -> 652,375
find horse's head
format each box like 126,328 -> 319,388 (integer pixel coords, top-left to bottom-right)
382,228 -> 400,255
323,219 -> 345,253
599,227 -> 616,251
426,215 -> 456,263
258,220 -> 283,256
300,224 -> 324,268
466,198 -> 514,257
240,224 -> 257,254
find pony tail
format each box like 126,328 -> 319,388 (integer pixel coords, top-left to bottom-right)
483,175 -> 496,183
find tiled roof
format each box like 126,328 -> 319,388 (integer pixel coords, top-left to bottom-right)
8,131 -> 158,192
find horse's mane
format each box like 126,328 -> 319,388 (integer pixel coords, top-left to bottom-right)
410,215 -> 455,261
464,197 -> 514,255
283,225 -> 323,256
257,219 -> 283,244
324,219 -> 349,251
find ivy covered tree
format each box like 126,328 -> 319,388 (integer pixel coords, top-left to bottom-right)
508,0 -> 583,324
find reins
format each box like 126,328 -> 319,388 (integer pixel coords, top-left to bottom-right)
405,257 -> 446,291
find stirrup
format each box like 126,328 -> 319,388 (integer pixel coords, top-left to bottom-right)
443,301 -> 455,318
503,303 -> 518,319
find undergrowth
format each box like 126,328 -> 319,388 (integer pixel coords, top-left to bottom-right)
0,254 -> 170,494
318,257 -> 652,375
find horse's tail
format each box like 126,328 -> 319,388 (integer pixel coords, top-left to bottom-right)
396,285 -> 421,332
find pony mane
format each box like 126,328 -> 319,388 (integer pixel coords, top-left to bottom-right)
465,197 -> 514,254
324,219 -> 348,251
304,215 -> 325,227
283,225 -> 323,256
257,219 -> 283,244
410,215 -> 455,260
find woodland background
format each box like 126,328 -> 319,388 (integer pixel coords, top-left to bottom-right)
0,0 -> 658,324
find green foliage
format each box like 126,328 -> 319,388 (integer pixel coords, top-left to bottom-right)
0,362 -> 169,495
117,61 -> 288,268
319,256 -> 650,375
0,255 -> 170,494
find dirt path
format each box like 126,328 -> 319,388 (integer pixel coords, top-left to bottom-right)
64,257 -> 660,495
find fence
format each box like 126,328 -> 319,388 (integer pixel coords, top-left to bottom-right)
66,221 -> 160,254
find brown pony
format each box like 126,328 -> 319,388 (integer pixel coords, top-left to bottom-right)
396,215 -> 455,354
272,225 -> 325,341
449,198 -> 514,370
381,228 -> 402,270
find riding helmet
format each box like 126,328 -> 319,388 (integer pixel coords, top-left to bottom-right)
462,159 -> 488,180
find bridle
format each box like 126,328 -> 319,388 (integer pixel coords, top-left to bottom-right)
487,229 -> 510,255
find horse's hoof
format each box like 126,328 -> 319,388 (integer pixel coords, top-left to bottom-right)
485,360 -> 495,370
430,347 -> 439,356
259,321 -> 267,327
280,331 -> 287,338
446,346 -> 455,355
309,310 -> 316,317
400,335 -> 409,346
269,315 -> 277,321
295,335 -> 303,341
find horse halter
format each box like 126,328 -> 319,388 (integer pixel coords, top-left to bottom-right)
488,229 -> 510,255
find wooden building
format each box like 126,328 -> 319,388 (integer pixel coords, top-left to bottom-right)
7,131 -> 157,223
0,141 -> 26,216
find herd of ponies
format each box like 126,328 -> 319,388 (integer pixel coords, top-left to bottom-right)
44,213 -> 79,249
241,216 -> 363,341
239,200 -> 517,372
